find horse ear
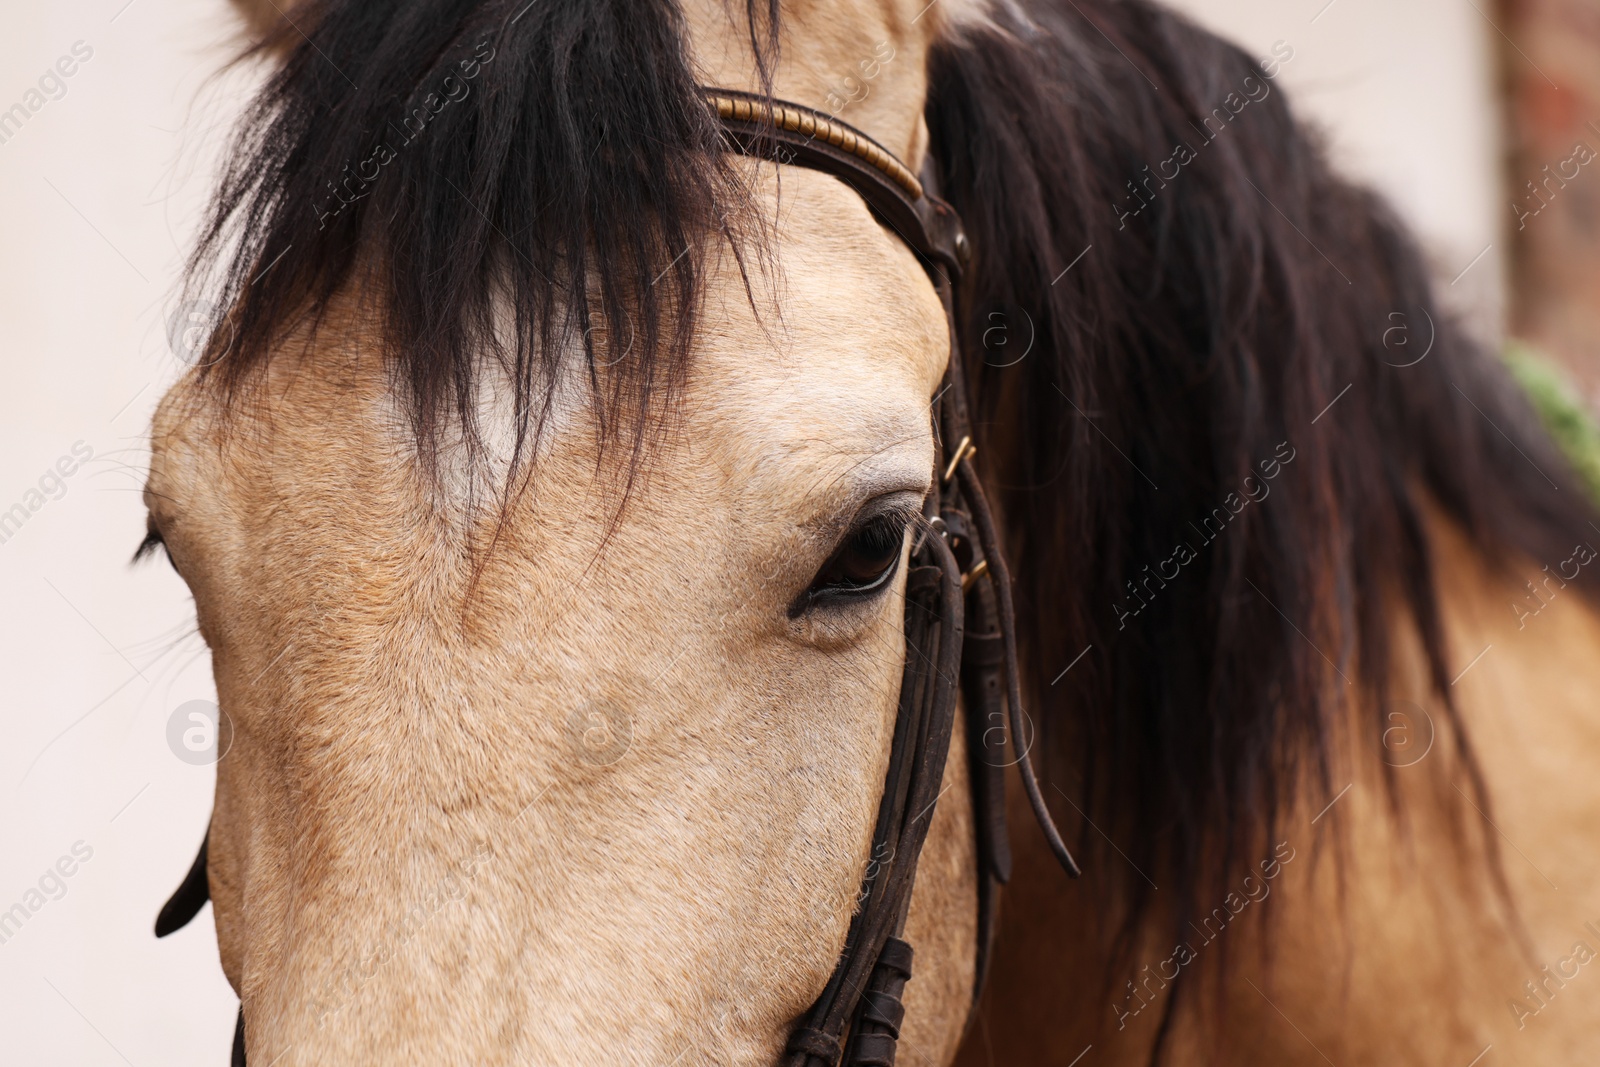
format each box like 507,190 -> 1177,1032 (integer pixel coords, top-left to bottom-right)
228,0 -> 303,55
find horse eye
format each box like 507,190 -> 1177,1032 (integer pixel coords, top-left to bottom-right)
803,512 -> 911,607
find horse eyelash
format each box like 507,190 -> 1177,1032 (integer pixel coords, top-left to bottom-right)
133,528 -> 168,565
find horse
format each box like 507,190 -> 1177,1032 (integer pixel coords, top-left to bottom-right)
141,0 -> 1600,1062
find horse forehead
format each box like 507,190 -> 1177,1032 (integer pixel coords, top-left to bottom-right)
689,170 -> 950,462
146,171 -> 946,541
509,168 -> 950,488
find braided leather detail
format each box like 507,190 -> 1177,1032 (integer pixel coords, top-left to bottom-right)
703,88 -> 968,281
706,91 -> 923,199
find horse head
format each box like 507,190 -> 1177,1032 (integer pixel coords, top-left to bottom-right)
147,1 -> 1002,1062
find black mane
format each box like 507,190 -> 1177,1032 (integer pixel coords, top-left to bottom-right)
927,0 -> 1600,1050
192,0 -> 774,484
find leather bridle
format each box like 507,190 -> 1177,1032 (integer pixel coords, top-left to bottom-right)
705,89 -> 1081,1066
155,89 -> 1080,1067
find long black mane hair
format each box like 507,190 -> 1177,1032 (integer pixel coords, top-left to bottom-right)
193,0 -> 1600,1056
927,0 -> 1600,1047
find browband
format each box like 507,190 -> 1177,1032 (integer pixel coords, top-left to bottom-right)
704,89 -> 970,281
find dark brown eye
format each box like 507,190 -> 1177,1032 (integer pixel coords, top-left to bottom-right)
805,512 -> 911,605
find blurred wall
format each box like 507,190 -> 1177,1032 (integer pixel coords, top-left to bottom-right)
1505,0 -> 1600,397
0,3 -> 253,1064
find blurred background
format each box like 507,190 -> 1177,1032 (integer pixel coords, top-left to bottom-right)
0,0 -> 1594,1062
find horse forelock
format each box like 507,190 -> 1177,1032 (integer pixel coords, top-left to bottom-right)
188,0 -> 782,501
